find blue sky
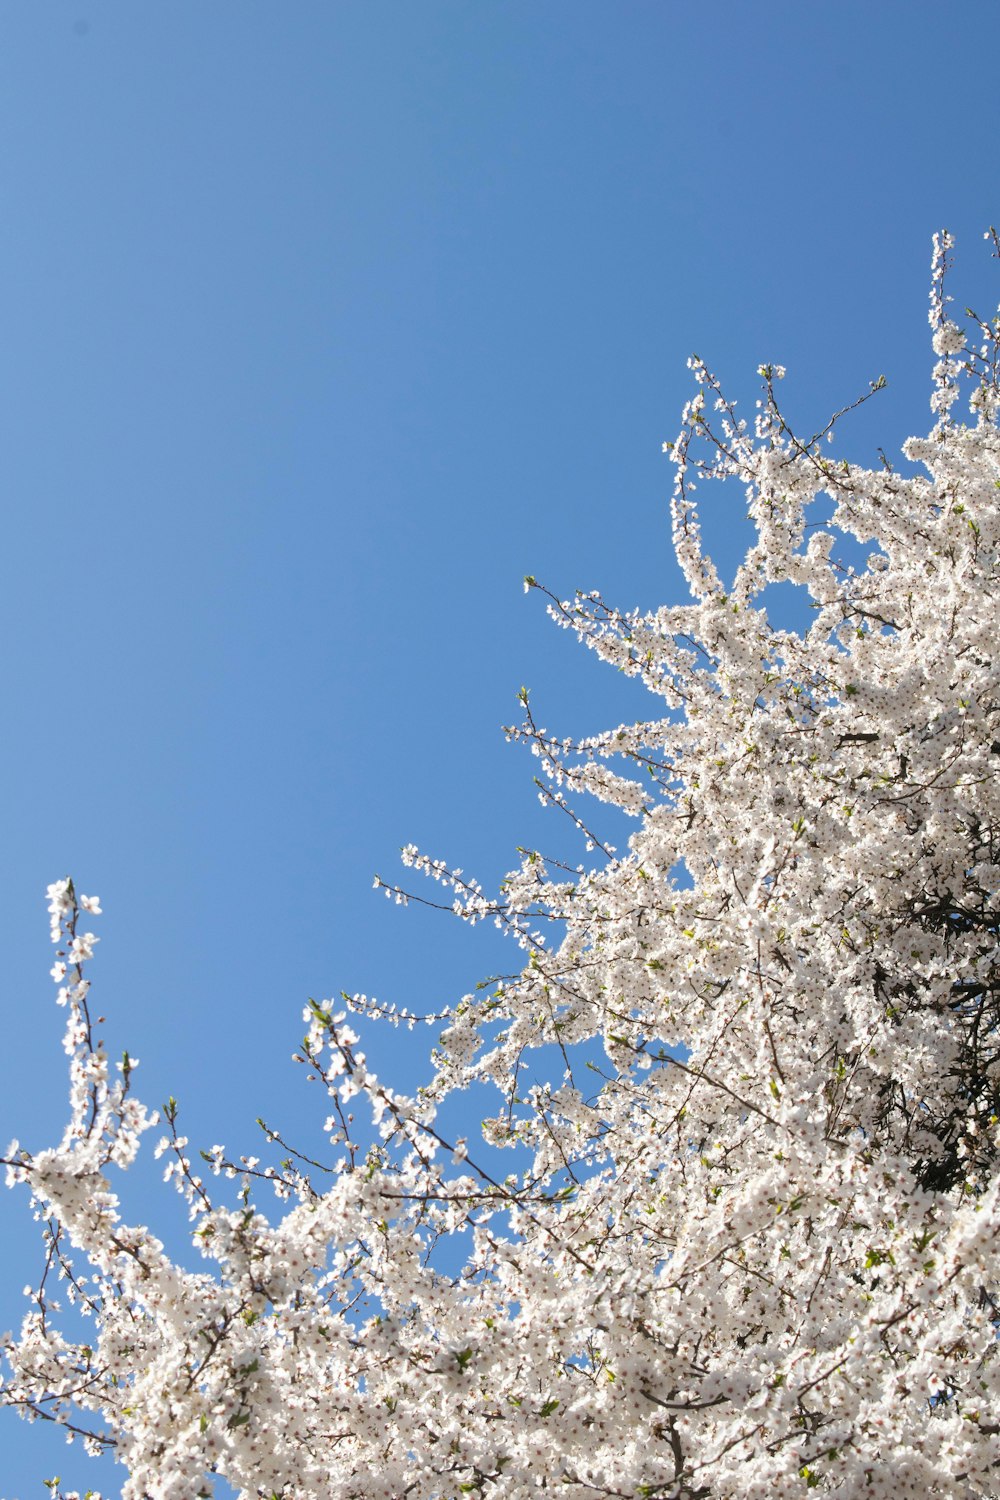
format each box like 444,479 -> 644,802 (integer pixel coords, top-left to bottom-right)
1,2 -> 999,1492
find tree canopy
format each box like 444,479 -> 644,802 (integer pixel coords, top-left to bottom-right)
3,232 -> 998,1499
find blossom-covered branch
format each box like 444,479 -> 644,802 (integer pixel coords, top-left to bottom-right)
2,233 -> 998,1499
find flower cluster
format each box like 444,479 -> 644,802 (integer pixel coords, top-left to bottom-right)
2,236 -> 999,1498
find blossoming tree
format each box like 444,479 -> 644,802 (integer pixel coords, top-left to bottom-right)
3,233 -> 998,1499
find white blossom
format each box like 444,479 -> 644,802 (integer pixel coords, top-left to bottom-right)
3,234 -> 1000,1499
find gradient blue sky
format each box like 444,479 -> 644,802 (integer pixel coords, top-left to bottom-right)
1,3 -> 999,1492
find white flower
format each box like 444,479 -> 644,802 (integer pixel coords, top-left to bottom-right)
931,320 -> 965,356
68,933 -> 98,964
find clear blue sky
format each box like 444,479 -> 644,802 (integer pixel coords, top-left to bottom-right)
1,3 -> 998,1492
